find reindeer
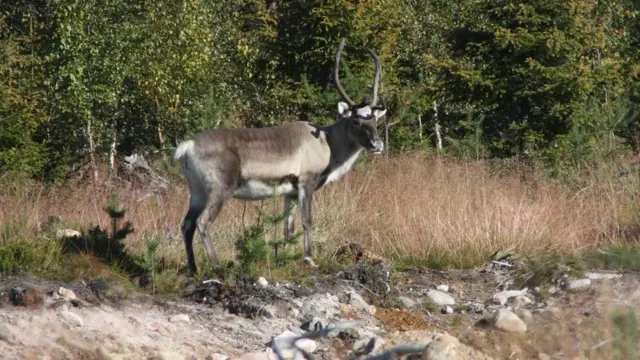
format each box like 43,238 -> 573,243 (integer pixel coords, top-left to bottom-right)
174,38 -> 387,274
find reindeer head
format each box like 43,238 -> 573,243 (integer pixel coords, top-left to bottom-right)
334,38 -> 387,155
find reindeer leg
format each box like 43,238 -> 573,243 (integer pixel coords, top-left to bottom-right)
181,200 -> 205,275
283,195 -> 297,238
298,184 -> 318,267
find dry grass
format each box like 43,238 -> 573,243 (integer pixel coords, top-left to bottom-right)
0,151 -> 638,271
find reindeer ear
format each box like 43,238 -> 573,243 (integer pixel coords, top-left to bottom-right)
373,108 -> 387,119
337,101 -> 352,117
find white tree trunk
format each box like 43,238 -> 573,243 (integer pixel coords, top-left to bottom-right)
87,120 -> 98,181
433,100 -> 442,153
418,115 -> 423,143
109,126 -> 117,176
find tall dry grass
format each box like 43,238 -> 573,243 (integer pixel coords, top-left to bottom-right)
0,152 -> 638,268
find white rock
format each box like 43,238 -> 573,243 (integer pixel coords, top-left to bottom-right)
444,306 -> 454,314
395,296 -> 417,309
0,323 -> 17,344
206,354 -> 230,360
585,272 -> 622,281
257,277 -> 269,288
426,290 -> 455,306
55,229 -> 81,239
272,330 -> 318,360
151,352 -> 186,360
492,309 -> 527,333
60,310 -> 83,327
436,284 -> 450,292
348,291 -> 375,314
58,286 -> 77,299
168,314 -> 190,323
492,289 -> 528,306
566,278 -> 591,291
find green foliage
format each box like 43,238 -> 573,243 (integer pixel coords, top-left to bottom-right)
0,0 -> 639,181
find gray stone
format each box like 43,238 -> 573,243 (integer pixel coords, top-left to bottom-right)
348,291 -> 376,315
421,333 -> 494,360
60,310 -> 83,327
566,278 -> 591,291
426,290 -> 455,306
585,272 -> 622,281
0,323 -> 17,344
168,314 -> 190,323
395,296 -> 417,309
436,285 -> 449,292
492,309 -> 527,333
256,277 -> 269,288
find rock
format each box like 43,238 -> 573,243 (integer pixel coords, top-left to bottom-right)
233,352 -> 276,360
0,323 -> 17,344
272,330 -> 318,360
206,354 -> 230,360
151,352 -> 187,360
538,353 -> 552,360
467,302 -> 484,314
96,347 -> 135,360
491,309 -> 527,333
443,306 -> 454,314
517,309 -> 533,323
508,295 -> 533,309
348,291 -> 376,315
421,333 -> 494,360
301,317 -> 326,332
352,335 -> 385,355
383,330 -> 440,349
492,289 -> 528,306
168,314 -> 190,323
60,310 -> 83,327
395,296 -> 417,309
256,277 -> 269,288
426,290 -> 455,306
436,285 -> 449,292
56,228 -> 81,239
585,272 -> 622,281
58,286 -> 77,299
566,279 -> 591,291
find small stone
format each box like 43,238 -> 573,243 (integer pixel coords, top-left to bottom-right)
585,272 -> 622,281
426,290 -> 455,306
566,278 -> 591,291
168,314 -> 190,323
492,289 -> 528,306
0,323 -> 17,344
443,306 -> 454,314
301,317 -> 326,332
348,291 -> 375,314
436,285 -> 450,292
151,352 -> 186,360
56,228 -> 81,239
468,302 -> 484,314
352,335 -> 385,355
508,295 -> 533,309
395,296 -> 417,309
205,354 -> 230,360
60,310 -> 83,327
257,277 -> 269,288
492,309 -> 527,333
421,333 -> 494,360
58,286 -> 77,299
272,330 -> 318,359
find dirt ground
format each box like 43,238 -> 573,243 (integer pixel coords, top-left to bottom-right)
0,259 -> 638,360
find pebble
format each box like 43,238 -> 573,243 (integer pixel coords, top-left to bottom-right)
436,285 -> 450,292
426,290 -> 455,306
60,310 -> 83,327
566,278 -> 591,291
168,314 -> 190,323
492,309 -> 527,333
257,277 -> 269,288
